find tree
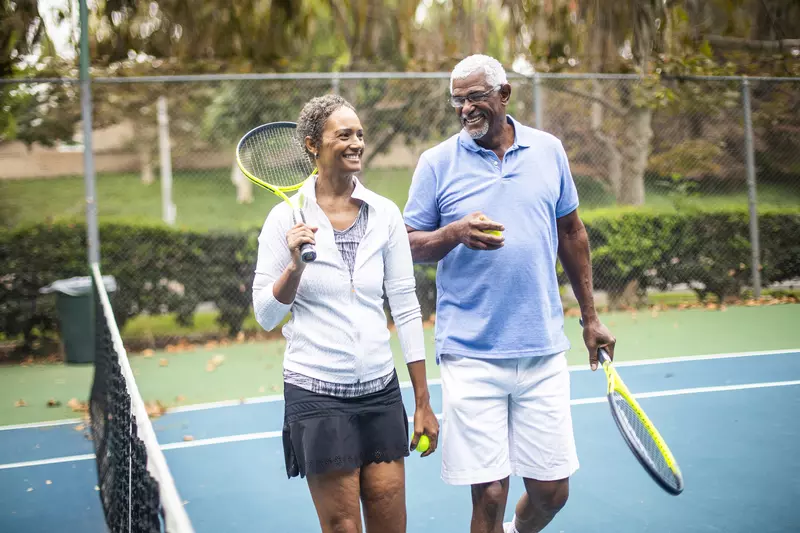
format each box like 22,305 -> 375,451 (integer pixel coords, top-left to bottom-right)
1,1 -> 80,150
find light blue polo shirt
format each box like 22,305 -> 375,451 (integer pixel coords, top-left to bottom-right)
403,115 -> 579,360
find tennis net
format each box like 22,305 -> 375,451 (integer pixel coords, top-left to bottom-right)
88,263 -> 195,533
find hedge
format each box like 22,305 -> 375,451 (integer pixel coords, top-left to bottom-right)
2,208 -> 798,348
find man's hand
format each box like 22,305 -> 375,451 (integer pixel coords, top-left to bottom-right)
582,318 -> 616,371
410,400 -> 439,458
454,212 -> 505,250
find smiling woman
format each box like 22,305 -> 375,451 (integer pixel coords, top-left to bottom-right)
250,94 -> 439,533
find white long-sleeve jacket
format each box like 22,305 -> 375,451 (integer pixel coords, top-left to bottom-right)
253,177 -> 426,384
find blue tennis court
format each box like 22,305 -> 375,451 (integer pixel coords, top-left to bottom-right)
2,349 -> 799,533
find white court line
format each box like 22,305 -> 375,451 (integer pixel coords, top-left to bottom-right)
2,348 -> 798,431
0,418 -> 84,432
2,378 -> 799,472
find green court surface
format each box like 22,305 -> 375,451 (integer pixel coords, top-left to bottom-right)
1,303 -> 798,426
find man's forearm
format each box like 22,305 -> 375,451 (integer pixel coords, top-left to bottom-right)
407,224 -> 461,263
558,224 -> 598,323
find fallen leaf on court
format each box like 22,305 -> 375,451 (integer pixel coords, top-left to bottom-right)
145,401 -> 166,419
650,308 -> 659,318
720,304 -> 727,311
175,395 -> 186,403
258,386 -> 266,393
15,399 -> 27,407
270,385 -> 279,392
673,322 -> 679,328
159,358 -> 169,367
206,354 -> 225,372
74,424 -> 86,432
183,435 -> 194,442
67,398 -> 88,413
142,349 -> 155,358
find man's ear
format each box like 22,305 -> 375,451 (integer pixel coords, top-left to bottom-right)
500,83 -> 512,106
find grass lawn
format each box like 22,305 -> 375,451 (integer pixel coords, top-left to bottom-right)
3,168 -> 799,231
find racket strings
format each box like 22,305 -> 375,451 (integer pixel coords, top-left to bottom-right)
238,127 -> 315,189
612,392 -> 681,489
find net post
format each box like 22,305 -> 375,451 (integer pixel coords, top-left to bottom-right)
741,76 -> 761,299
79,0 -> 99,266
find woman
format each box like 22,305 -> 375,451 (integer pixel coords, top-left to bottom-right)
252,94 -> 439,533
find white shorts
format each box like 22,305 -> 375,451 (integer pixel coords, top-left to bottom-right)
440,352 -> 579,486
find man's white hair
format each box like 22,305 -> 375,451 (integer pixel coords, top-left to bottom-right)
449,54 -> 508,93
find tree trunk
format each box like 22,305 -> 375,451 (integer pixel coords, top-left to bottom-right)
618,107 -> 652,206
140,145 -> 154,185
590,81 -> 623,199
231,160 -> 253,204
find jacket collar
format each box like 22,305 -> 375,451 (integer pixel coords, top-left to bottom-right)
297,174 -> 380,209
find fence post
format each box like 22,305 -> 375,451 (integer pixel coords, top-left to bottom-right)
157,96 -> 176,225
741,76 -> 761,298
533,72 -> 542,130
79,0 -> 99,265
332,72 -> 340,96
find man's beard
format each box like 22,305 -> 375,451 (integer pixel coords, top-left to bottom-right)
462,113 -> 489,139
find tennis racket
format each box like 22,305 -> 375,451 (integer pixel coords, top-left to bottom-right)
236,121 -> 318,263
581,321 -> 684,495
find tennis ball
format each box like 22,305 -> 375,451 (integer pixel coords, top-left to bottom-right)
478,215 -> 503,237
416,435 -> 430,453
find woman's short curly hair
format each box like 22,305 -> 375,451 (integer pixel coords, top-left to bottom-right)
296,94 -> 356,160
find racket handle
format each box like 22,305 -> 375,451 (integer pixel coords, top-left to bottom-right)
300,243 -> 316,263
292,206 -> 316,263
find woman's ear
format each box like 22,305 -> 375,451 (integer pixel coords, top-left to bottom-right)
304,137 -> 317,158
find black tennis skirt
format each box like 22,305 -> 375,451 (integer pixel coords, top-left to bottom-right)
282,372 -> 410,479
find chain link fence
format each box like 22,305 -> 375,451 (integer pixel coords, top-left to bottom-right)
2,73 -> 798,349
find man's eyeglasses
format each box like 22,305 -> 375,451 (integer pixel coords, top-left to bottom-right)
449,85 -> 501,108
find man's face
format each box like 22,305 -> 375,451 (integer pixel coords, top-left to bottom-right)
450,71 -> 510,140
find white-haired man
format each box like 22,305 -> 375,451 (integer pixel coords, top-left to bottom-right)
403,54 -> 616,532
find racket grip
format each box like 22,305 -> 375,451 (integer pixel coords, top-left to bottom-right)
300,243 -> 316,263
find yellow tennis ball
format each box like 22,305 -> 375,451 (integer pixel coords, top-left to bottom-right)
482,229 -> 503,237
416,435 -> 430,453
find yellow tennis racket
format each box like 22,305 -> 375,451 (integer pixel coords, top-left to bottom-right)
597,346 -> 684,494
581,321 -> 684,495
236,121 -> 318,262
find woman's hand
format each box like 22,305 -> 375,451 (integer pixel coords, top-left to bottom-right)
411,400 -> 439,458
286,223 -> 317,269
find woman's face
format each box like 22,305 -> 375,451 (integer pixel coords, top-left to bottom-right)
315,107 -> 365,176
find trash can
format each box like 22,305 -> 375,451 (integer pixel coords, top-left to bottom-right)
40,276 -> 117,364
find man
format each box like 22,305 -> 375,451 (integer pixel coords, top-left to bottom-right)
403,54 -> 616,533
